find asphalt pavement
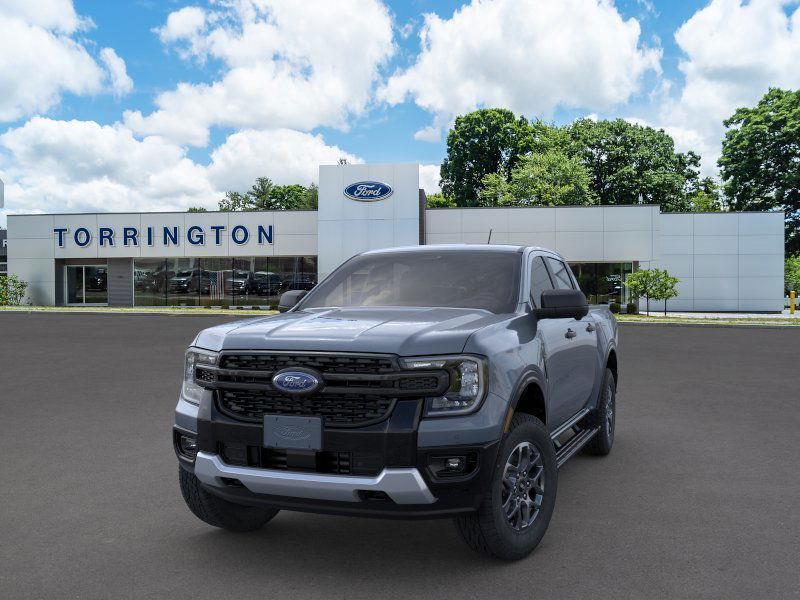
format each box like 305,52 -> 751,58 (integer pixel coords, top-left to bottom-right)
1,313 -> 798,599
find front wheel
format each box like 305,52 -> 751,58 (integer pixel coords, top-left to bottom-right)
454,414 -> 557,561
179,468 -> 279,532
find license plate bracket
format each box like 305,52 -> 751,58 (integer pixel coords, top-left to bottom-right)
263,415 -> 322,451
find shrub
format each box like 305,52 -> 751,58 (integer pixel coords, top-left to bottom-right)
626,302 -> 638,315
0,274 -> 29,306
609,302 -> 621,314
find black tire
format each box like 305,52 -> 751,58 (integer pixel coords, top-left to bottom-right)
454,414 -> 557,561
584,368 -> 616,456
179,468 -> 279,532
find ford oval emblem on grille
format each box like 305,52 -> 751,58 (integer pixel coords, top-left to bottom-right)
343,181 -> 393,202
272,369 -> 321,395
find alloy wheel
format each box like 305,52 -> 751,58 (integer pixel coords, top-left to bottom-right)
501,441 -> 545,531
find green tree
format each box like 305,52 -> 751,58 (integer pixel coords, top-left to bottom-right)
652,270 -> 680,315
218,178 -> 319,212
567,118 -> 700,211
440,108 -> 545,206
625,268 -> 660,316
504,151 -> 594,207
477,173 -> 511,207
786,255 -> 800,296
425,192 -> 456,208
719,88 -> 800,255
0,274 -> 28,305
304,183 -> 319,210
686,177 -> 726,212
270,184 -> 310,210
187,206 -> 208,213
218,190 -> 252,212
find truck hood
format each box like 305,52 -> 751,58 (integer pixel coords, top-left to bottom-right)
193,307 -> 508,355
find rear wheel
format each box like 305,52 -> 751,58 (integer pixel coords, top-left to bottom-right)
584,368 -> 616,455
179,468 -> 279,532
454,414 -> 557,561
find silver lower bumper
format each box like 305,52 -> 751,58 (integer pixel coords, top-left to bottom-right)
194,452 -> 436,505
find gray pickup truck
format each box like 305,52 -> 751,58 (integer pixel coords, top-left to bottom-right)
174,245 -> 618,560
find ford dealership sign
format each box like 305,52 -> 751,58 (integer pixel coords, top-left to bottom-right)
344,181 -> 393,202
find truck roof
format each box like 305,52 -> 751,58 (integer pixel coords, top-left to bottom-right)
362,244 -> 563,258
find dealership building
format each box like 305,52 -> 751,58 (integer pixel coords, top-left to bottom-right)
6,162 -> 785,312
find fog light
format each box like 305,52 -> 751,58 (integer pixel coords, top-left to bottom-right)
445,457 -> 465,472
178,434 -> 197,458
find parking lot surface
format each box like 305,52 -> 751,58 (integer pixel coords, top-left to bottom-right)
1,313 -> 798,599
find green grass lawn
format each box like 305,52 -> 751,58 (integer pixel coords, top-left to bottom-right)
616,313 -> 800,327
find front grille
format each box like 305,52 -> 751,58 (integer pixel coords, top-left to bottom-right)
205,352 -> 448,427
218,389 -> 396,427
219,353 -> 396,374
218,442 -> 383,476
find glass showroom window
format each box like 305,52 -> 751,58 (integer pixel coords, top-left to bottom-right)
134,259 -> 168,306
569,263 -> 635,306
133,256 -> 318,307
65,265 -> 108,305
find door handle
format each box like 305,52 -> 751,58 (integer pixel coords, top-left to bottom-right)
565,328 -> 577,339
586,323 -> 596,333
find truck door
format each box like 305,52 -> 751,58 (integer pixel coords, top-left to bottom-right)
536,257 -> 597,427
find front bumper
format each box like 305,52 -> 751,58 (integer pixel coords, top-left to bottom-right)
175,392 -> 501,519
195,451 -> 436,504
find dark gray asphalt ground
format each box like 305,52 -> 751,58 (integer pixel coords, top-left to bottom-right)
1,313 -> 798,600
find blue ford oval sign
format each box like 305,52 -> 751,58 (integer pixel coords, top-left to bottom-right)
272,369 -> 321,395
344,181 -> 393,202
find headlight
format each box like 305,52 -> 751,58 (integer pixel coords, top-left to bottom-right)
182,348 -> 218,405
399,355 -> 488,417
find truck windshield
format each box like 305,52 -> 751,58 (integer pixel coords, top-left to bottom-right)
299,250 -> 521,314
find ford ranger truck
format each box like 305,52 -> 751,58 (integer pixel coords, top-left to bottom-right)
174,245 -> 618,560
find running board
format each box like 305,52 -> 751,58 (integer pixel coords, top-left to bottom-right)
555,426 -> 600,468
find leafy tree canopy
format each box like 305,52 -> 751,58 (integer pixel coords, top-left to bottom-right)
786,255 -> 800,295
425,192 -> 456,208
440,109 -> 555,206
219,177 -> 318,211
719,88 -> 800,254
478,151 -> 594,207
566,118 -> 700,212
441,109 -> 703,213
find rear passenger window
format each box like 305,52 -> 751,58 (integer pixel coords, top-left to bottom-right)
530,257 -> 554,306
545,258 -> 574,290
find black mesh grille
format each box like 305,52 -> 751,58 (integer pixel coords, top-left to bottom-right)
398,375 -> 440,391
219,353 -> 396,374
218,442 -> 381,475
218,390 -> 395,427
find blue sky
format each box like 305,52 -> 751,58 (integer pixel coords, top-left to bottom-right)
55,0 -> 700,165
1,0 -> 798,222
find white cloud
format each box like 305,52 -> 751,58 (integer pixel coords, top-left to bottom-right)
0,0 -> 83,32
156,6 -> 207,44
0,2 -> 132,122
126,0 -> 394,146
418,164 -> 441,195
657,0 -> 800,174
206,129 -> 362,193
0,118 -> 362,218
100,48 -> 134,96
380,0 -> 661,141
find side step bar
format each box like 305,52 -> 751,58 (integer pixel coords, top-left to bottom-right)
555,426 -> 599,468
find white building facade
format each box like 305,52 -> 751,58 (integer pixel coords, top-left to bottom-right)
6,163 -> 785,312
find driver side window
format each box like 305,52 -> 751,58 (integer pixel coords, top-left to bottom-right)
545,257 -> 575,290
530,256 -> 554,307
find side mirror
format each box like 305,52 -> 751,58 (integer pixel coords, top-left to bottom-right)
278,290 -> 308,312
536,289 -> 589,320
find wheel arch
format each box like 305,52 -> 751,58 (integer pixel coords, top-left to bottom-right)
507,373 -> 548,431
606,346 -> 618,386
